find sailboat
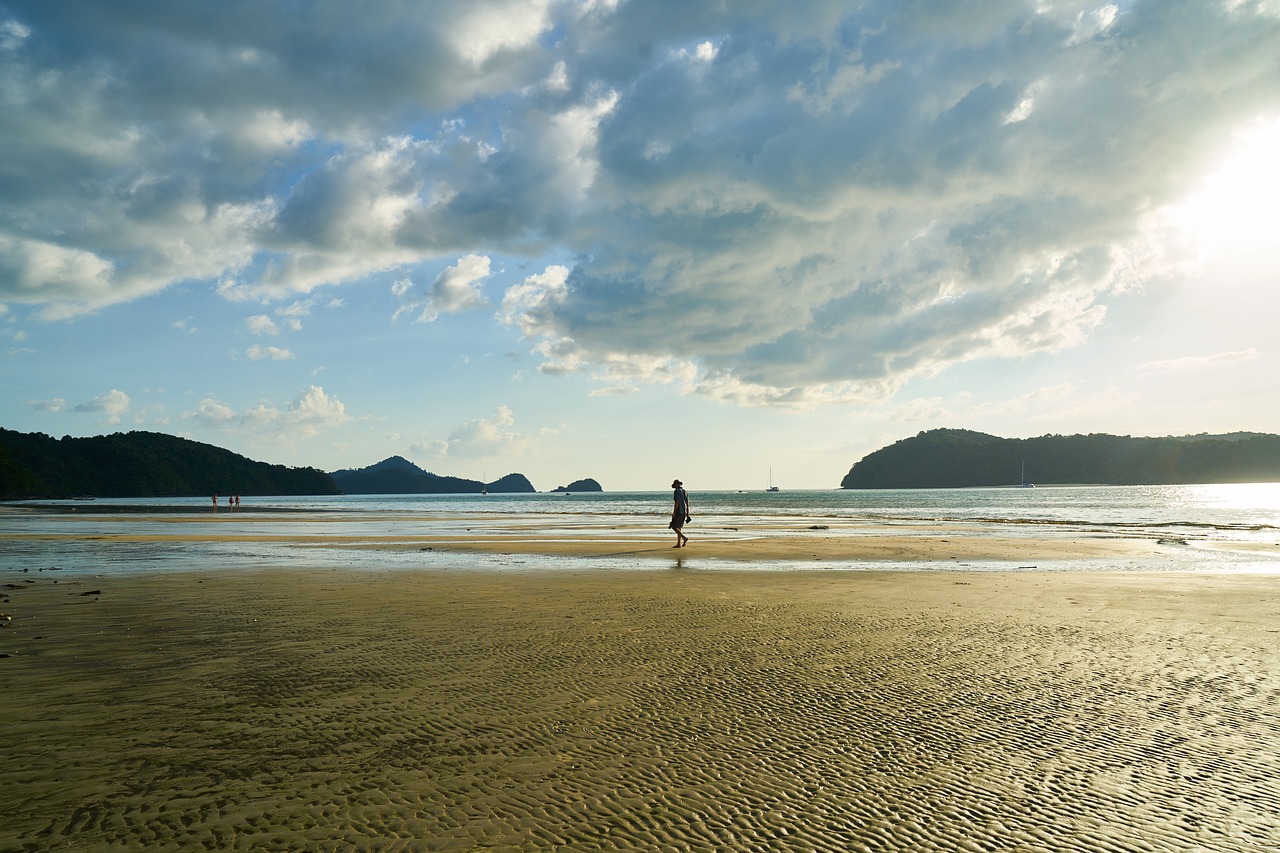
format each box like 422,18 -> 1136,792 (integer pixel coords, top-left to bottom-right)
1017,461 -> 1035,488
766,467 -> 780,492
481,471 -> 488,495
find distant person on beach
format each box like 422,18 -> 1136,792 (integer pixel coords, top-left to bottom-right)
670,479 -> 690,548
211,495 -> 217,510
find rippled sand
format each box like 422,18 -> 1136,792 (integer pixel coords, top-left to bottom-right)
3,568 -> 1278,851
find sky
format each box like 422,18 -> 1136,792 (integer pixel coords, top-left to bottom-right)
2,0 -> 1280,492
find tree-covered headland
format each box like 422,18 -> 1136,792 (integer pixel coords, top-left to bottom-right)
0,429 -> 339,498
841,429 -> 1280,489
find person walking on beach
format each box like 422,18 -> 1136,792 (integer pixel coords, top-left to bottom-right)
670,479 -> 690,548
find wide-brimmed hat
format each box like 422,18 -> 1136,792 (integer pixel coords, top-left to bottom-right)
672,479 -> 683,487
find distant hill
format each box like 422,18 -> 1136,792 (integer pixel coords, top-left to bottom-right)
551,478 -> 602,492
330,456 -> 535,494
0,428 -> 339,498
487,473 -> 535,493
841,429 -> 1280,489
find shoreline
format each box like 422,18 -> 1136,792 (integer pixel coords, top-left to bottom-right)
0,501 -> 341,514
0,502 -> 1197,567
0,523 -> 1182,568
5,490 -> 1278,574
3,567 -> 1278,850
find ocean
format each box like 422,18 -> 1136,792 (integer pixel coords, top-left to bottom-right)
4,483 -> 1280,575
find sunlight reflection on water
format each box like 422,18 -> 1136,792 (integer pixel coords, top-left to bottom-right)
4,484 -> 1279,576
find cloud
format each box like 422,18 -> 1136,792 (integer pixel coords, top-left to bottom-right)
393,254 -> 492,323
246,344 -> 296,361
245,315 -> 279,336
496,1 -> 1280,404
452,0 -> 553,65
411,405 -> 534,458
28,397 -> 65,413
189,385 -> 347,438
0,0 -> 537,314
283,385 -> 349,437
1140,348 -> 1261,374
191,397 -> 238,429
5,1 -> 1280,402
0,18 -> 30,50
74,389 -> 131,424
275,299 -> 315,331
242,299 -> 323,338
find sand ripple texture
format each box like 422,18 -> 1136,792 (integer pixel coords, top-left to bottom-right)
2,569 -> 1278,851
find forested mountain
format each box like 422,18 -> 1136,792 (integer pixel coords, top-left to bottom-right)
841,429 -> 1280,489
329,456 -> 536,494
0,429 -> 339,498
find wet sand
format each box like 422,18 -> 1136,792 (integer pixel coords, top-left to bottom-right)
0,501 -> 1178,567
2,566 -> 1278,851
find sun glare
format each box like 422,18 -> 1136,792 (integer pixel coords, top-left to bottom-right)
1170,116 -> 1280,255
1187,482 -> 1280,526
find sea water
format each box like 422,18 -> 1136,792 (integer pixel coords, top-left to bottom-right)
4,484 -> 1280,575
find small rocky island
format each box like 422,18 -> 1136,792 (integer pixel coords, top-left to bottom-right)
551,478 -> 603,493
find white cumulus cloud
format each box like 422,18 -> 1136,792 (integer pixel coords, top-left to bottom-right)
393,254 -> 492,323
188,385 -> 347,438
412,405 -> 533,458
74,389 -> 131,424
245,315 -> 280,336
246,344 -> 296,361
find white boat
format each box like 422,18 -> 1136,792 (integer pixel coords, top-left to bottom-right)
1017,461 -> 1035,488
766,468 -> 780,492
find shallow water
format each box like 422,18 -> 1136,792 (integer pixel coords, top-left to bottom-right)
19,482 -> 1280,532
5,484 -> 1280,575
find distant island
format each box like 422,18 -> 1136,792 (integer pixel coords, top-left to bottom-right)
329,456 -> 534,494
0,429 -> 587,499
841,428 -> 1280,489
551,478 -> 603,493
0,428 -> 338,498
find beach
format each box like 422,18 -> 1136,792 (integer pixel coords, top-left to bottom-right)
3,538 -> 1279,850
0,497 -> 1191,571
